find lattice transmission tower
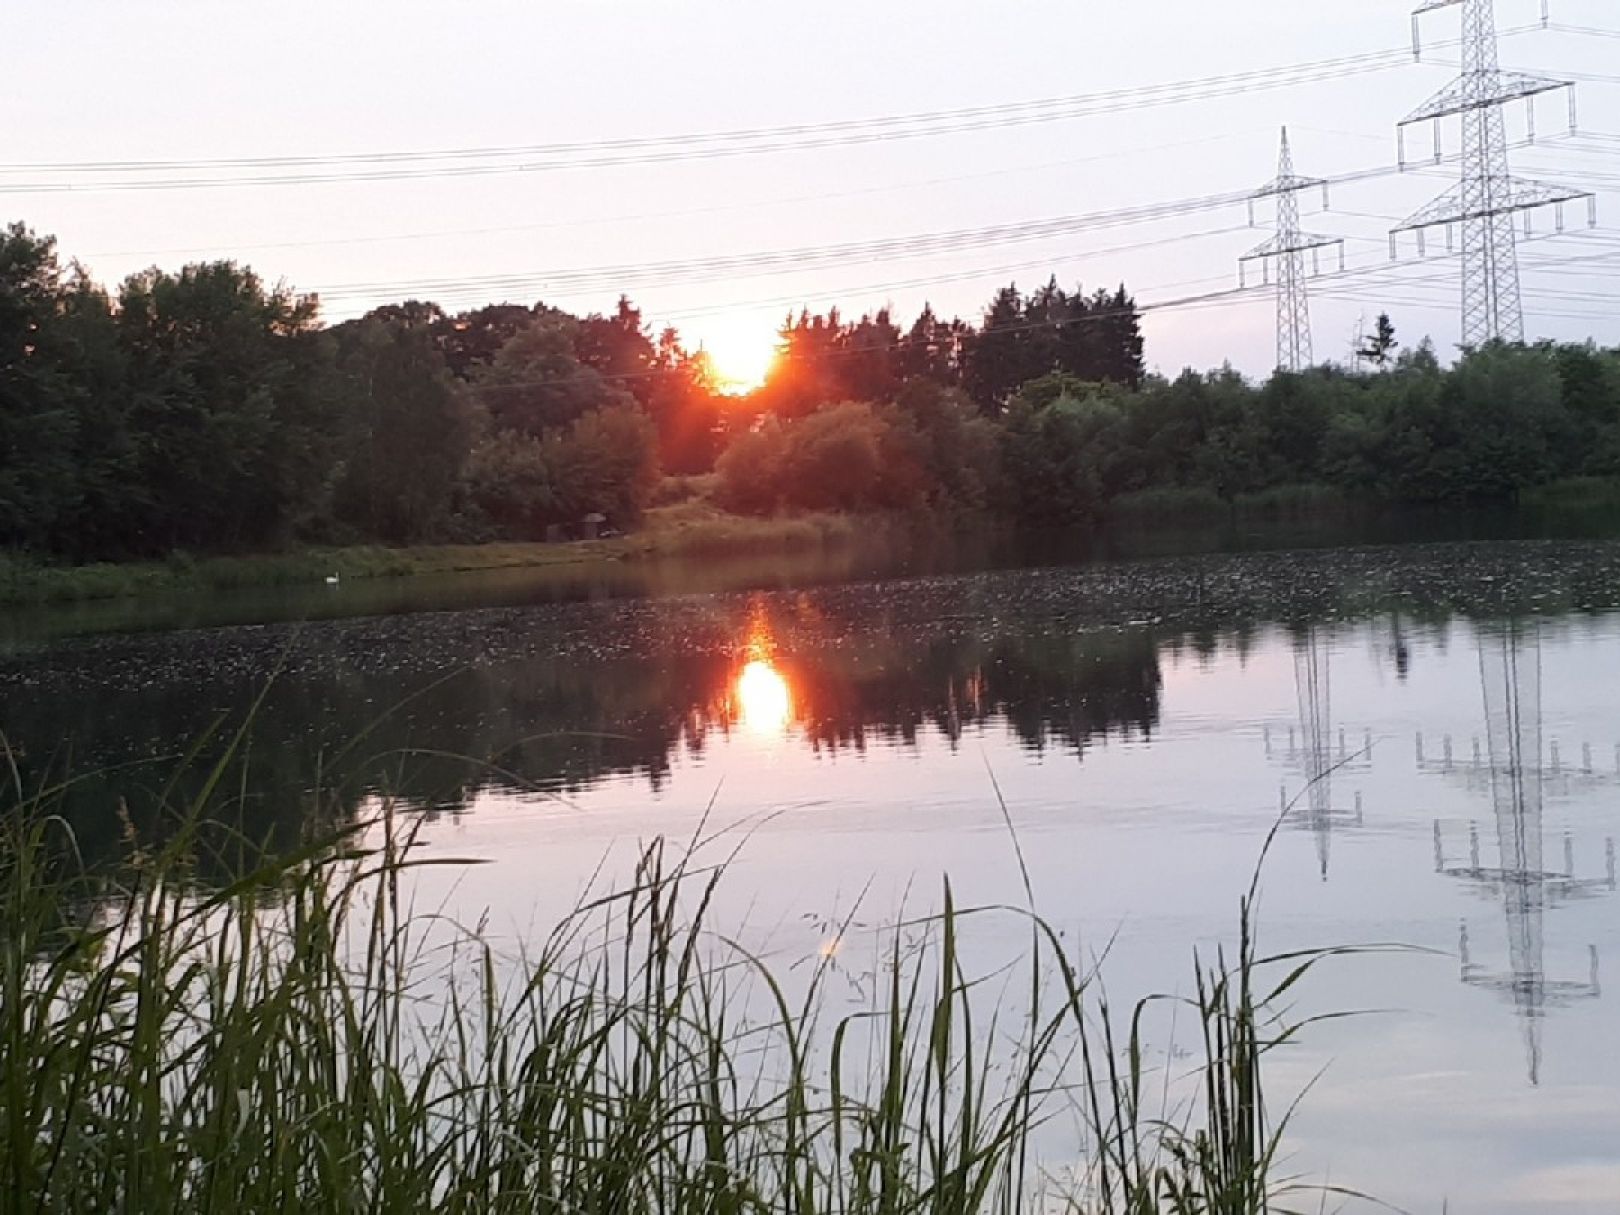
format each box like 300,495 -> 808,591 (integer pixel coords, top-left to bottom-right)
1240,128 -> 1345,372
1391,0 -> 1595,347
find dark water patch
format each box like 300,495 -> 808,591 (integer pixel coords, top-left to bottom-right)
7,538 -> 1620,697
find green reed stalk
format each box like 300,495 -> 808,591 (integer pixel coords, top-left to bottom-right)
0,733 -> 1345,1214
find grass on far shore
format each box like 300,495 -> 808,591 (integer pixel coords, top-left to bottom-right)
1107,483 -> 1359,526
0,493 -> 885,609
12,473 -> 1620,610
1520,475 -> 1620,511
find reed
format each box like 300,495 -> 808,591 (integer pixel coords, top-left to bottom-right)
0,733 -> 1345,1213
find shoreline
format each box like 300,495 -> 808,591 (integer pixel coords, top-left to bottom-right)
0,506 -> 889,609
6,476 -> 1619,611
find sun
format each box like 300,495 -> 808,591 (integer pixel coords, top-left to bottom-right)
700,323 -> 779,395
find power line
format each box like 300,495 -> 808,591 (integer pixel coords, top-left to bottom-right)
646,227 -> 1252,325
86,122 -> 1593,269
0,35 -> 1546,196
309,194 -> 1265,302
304,156 -> 1463,308
1313,232 -> 1620,322
451,233 -> 1620,394
1546,22 -> 1620,41
81,131 -> 1267,261
320,226 -> 1620,397
5,52 -> 1411,175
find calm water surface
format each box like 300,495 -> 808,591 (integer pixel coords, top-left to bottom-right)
3,534 -> 1619,1212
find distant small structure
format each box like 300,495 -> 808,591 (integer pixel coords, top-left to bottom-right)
324,574 -> 340,586
543,514 -> 611,543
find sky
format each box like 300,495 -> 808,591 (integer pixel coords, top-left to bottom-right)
7,0 -> 1620,380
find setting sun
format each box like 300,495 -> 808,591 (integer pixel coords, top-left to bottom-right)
700,324 -> 779,395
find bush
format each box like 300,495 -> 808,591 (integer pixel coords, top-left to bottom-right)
717,393 -> 1004,518
998,384 -> 1128,525
552,402 -> 661,523
714,421 -> 791,514
777,402 -> 886,511
459,435 -> 560,538
716,404 -> 892,515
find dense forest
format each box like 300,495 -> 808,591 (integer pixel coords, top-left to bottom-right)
3,219 -> 1620,564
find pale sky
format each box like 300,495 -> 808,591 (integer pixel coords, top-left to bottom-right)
8,0 -> 1620,379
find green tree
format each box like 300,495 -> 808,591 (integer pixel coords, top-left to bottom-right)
475,311 -> 635,438
778,402 -> 887,511
998,378 -> 1129,523
1435,343 -> 1565,500
115,262 -> 336,552
459,434 -> 559,539
643,326 -> 727,475
551,403 -> 661,523
434,302 -> 532,377
889,381 -> 1001,510
52,270 -> 136,558
0,224 -> 80,551
715,421 -> 791,514
330,312 -> 471,542
962,285 -> 1027,411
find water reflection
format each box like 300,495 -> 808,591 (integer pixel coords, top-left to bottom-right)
736,661 -> 793,735
8,545 -> 1620,1210
1428,621 -> 1618,1085
1264,626 -> 1371,880
732,606 -> 795,735
2,591 -> 1161,865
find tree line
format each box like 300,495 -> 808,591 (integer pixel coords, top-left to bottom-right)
715,337 -> 1620,524
3,217 -> 1618,564
0,223 -> 724,559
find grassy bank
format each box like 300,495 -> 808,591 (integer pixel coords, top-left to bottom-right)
11,475 -> 1620,611
1107,483 -> 1360,527
1520,475 -> 1620,511
0,503 -> 887,608
0,741 -> 1334,1213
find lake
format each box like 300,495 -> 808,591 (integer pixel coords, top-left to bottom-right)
3,530 -> 1619,1213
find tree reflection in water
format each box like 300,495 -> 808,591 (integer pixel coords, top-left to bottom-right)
4,591 -> 1164,869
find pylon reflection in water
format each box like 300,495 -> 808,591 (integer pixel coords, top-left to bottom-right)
1429,621 -> 1616,1085
1264,626 -> 1372,880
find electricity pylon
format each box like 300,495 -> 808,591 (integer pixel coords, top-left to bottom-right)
1391,0 -> 1594,347
1241,128 -> 1345,372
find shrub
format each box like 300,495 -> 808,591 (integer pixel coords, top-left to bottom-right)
552,402 -> 661,523
715,420 -> 791,514
777,401 -> 886,511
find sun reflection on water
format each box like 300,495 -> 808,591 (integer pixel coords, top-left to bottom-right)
731,600 -> 796,735
737,659 -> 792,735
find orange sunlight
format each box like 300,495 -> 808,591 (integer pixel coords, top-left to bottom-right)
734,602 -> 793,734
701,322 -> 779,395
737,660 -> 792,734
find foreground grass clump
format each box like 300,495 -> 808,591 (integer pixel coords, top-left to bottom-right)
0,754 -> 1334,1213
